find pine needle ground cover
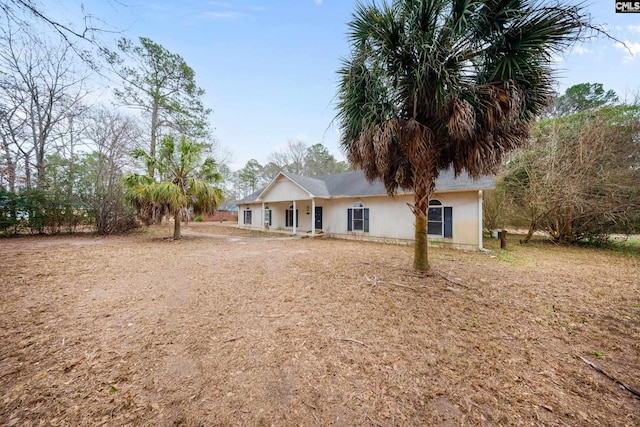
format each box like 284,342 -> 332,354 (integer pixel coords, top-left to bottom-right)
1,222 -> 638,426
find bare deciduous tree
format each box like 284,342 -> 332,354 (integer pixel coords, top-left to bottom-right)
78,109 -> 141,235
503,104 -> 640,243
0,20 -> 90,189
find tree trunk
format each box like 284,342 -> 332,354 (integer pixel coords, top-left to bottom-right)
2,139 -> 16,193
413,191 -> 429,272
149,100 -> 159,180
173,211 -> 181,239
24,153 -> 32,188
414,212 -> 428,271
36,116 -> 50,190
523,223 -> 535,243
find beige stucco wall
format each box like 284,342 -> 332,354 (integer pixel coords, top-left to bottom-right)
434,191 -> 481,249
322,194 -> 414,240
238,189 -> 483,250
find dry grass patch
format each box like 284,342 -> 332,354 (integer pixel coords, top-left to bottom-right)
0,222 -> 638,426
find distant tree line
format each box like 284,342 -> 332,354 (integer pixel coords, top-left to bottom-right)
0,3 -> 347,237
0,9 -> 224,236
2,1 -> 637,249
228,140 -> 350,200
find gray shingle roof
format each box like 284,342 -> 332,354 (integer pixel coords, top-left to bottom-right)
281,172 -> 330,197
237,169 -> 494,203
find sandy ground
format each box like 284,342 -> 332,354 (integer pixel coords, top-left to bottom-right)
0,222 -> 638,426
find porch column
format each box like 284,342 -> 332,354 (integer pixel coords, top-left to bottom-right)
292,200 -> 297,235
311,198 -> 316,236
261,202 -> 265,230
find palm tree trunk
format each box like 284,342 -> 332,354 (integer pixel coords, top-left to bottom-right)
414,213 -> 428,271
173,211 -> 181,239
413,191 -> 429,272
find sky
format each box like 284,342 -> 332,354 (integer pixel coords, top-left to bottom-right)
46,0 -> 640,171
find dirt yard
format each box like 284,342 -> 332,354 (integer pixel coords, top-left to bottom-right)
1,222 -> 638,426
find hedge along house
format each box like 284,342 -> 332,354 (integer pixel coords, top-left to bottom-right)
237,169 -> 494,250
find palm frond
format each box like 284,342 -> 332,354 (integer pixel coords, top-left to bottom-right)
123,135 -> 224,226
337,0 -> 591,197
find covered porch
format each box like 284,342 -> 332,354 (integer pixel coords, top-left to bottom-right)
244,198 -> 326,236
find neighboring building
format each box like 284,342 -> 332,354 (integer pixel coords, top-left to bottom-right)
237,169 -> 494,250
199,200 -> 238,222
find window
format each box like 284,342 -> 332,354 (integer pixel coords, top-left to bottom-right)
285,205 -> 298,227
428,200 -> 443,235
264,207 -> 272,226
347,202 -> 369,232
428,199 -> 452,238
244,208 -> 252,225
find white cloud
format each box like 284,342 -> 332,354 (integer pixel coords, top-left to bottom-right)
199,3 -> 267,21
314,0 -> 323,4
628,25 -> 640,34
571,45 -> 591,55
615,40 -> 640,63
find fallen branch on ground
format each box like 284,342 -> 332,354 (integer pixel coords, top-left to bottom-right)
578,356 -> 640,399
435,270 -> 474,289
364,274 -> 380,288
334,337 -> 367,346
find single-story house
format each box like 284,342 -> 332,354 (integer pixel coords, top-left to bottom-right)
237,169 -> 494,250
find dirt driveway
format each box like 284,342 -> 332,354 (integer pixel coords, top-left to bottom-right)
1,223 -> 638,426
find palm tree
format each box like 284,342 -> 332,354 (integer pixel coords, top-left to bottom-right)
124,135 -> 224,239
336,0 -> 590,271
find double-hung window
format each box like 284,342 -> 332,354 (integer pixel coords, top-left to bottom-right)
427,199 -> 452,238
347,202 -> 369,232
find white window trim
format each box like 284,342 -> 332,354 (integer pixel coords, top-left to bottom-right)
352,204 -> 365,232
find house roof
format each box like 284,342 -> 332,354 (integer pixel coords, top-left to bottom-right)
237,169 -> 494,204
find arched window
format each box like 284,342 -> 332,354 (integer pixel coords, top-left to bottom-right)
348,202 -> 369,232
